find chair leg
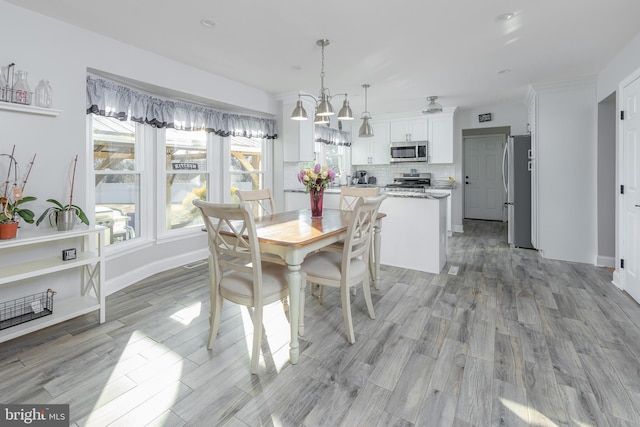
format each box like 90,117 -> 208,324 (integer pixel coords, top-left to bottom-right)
310,283 -> 324,304
362,278 -> 376,319
207,292 -> 223,350
341,284 -> 355,344
250,305 -> 263,374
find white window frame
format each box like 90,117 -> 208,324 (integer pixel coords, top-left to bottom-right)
88,115 -> 154,254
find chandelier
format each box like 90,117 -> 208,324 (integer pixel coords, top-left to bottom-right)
290,39 -> 354,124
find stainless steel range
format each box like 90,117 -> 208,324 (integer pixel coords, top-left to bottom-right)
384,173 -> 431,192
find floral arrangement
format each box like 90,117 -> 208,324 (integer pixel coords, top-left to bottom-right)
297,164 -> 336,193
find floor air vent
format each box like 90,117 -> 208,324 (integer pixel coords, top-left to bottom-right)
183,260 -> 207,269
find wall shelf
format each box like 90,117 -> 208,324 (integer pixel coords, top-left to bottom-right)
0,102 -> 61,116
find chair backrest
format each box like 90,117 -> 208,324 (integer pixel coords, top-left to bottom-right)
236,188 -> 276,217
193,200 -> 263,303
342,194 -> 387,274
339,186 -> 379,211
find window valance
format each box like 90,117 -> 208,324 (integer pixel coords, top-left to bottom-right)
86,75 -> 277,139
314,125 -> 351,147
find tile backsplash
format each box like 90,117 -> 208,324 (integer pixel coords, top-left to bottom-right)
349,163 -> 456,186
284,162 -> 456,188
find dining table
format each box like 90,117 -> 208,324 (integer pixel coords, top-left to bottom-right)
252,208 -> 385,365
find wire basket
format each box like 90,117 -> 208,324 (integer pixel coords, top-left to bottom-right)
0,289 -> 56,330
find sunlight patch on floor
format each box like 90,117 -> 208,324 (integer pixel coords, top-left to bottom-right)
239,301 -> 292,373
170,302 -> 202,325
500,398 -> 559,427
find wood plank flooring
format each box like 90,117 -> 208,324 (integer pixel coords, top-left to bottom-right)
2,219 -> 640,426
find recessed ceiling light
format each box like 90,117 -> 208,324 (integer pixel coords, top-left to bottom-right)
498,69 -> 511,74
495,12 -> 515,21
200,19 -> 216,28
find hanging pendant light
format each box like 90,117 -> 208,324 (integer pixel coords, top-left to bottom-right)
423,96 -> 443,114
290,39 -> 353,122
291,98 -> 308,121
359,84 -> 374,138
337,95 -> 353,120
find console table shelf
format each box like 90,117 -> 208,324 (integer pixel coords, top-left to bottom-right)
0,226 -> 105,343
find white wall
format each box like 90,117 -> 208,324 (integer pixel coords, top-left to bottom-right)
453,102 -> 528,232
533,79 -> 598,263
598,33 -> 640,103
0,1 -> 277,295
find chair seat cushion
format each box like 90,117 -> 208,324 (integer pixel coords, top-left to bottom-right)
301,251 -> 367,282
220,262 -> 289,303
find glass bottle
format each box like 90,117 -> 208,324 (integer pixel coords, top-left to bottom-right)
35,79 -> 52,108
0,67 -> 7,102
12,70 -> 31,105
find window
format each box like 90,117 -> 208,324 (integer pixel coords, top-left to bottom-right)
229,136 -> 267,203
164,128 -> 208,230
92,115 -> 141,246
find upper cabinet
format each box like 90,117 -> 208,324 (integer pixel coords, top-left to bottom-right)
390,118 -> 428,142
427,112 -> 454,164
351,120 -> 390,165
281,97 -> 315,162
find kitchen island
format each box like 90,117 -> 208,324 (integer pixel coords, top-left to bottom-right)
284,187 -> 448,274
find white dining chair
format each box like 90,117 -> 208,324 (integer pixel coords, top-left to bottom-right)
301,194 -> 386,344
236,188 -> 276,217
193,199 -> 290,374
311,186 -> 380,303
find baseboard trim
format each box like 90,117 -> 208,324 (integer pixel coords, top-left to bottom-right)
596,255 -> 615,268
105,248 -> 209,296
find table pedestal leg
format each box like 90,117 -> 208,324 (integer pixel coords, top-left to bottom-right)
299,272 -> 306,336
287,264 -> 302,364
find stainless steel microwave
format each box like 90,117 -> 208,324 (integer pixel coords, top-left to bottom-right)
390,141 -> 428,163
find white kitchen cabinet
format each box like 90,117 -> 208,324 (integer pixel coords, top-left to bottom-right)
282,98 -> 315,162
0,226 -> 105,343
390,118 -> 428,142
428,113 -> 454,163
351,120 -> 390,165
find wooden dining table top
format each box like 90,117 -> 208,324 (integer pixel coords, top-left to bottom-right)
252,208 -> 385,248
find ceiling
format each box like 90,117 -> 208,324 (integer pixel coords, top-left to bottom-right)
7,0 -> 640,117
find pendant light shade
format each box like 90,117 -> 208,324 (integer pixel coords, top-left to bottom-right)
291,98 -> 308,120
289,39 -> 353,123
358,84 -> 374,138
337,96 -> 354,120
316,93 -> 334,116
423,96 -> 443,114
314,113 -> 330,124
359,117 -> 373,138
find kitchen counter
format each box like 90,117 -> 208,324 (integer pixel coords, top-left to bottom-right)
284,187 -> 450,199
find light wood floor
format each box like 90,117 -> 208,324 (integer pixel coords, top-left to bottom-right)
2,220 -> 640,426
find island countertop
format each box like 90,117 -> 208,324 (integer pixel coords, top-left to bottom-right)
284,187 -> 450,199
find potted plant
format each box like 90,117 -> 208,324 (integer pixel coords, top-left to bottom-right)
0,148 -> 37,239
36,155 -> 89,231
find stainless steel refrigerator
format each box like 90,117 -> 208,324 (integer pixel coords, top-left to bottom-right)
502,134 -> 534,249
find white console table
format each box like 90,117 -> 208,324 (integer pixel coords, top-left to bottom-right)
0,226 -> 105,343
